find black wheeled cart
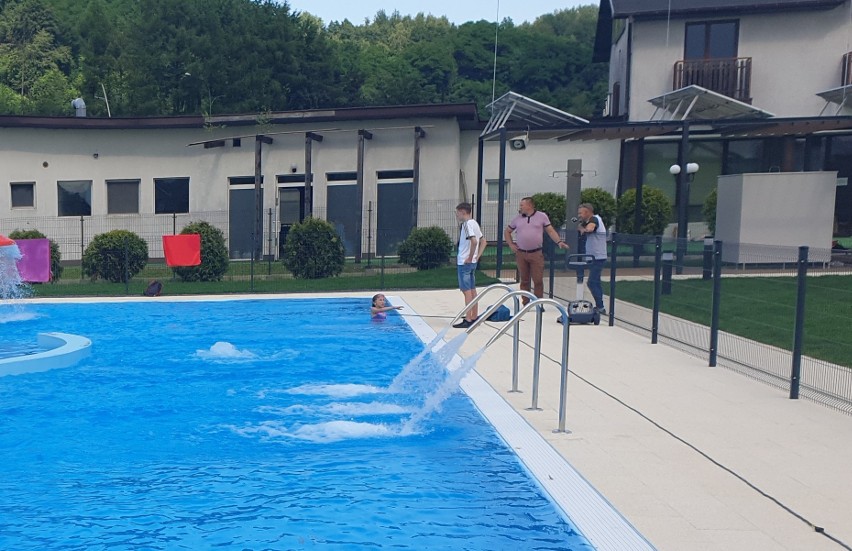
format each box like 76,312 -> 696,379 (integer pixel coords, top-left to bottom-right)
557,254 -> 600,325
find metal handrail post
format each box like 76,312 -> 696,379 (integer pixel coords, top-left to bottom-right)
556,311 -> 570,432
529,306 -> 544,411
479,298 -> 573,433
509,294 -> 522,393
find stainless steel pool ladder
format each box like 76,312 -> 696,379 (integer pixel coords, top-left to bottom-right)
449,284 -> 573,433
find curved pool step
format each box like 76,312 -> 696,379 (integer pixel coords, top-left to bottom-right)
0,332 -> 92,377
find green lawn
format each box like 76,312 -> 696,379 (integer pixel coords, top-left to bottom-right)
26,263 -> 499,298
614,275 -> 852,367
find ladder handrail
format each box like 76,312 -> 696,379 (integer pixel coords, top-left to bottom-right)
468,297 -> 573,433
447,283 -> 517,327
449,284 -> 529,392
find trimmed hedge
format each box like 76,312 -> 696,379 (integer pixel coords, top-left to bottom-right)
282,218 -> 345,279
172,221 -> 229,282
398,226 -> 453,270
82,230 -> 148,283
7,229 -> 63,281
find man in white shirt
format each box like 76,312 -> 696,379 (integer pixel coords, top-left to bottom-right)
453,202 -> 487,328
577,203 -> 607,315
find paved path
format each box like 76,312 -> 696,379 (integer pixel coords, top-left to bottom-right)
394,288 -> 852,551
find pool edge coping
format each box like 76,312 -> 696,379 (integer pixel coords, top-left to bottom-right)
396,296 -> 657,551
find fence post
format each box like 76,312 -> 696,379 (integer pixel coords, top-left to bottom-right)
380,254 -> 385,290
709,240 -> 723,367
661,251 -> 674,295
123,235 -> 130,295
267,207 -> 273,275
702,237 -> 713,280
652,236 -> 662,344
250,231 -> 255,293
80,215 -> 85,280
790,245 -> 809,400
367,201 -> 373,268
172,212 -> 177,235
608,232 -> 617,326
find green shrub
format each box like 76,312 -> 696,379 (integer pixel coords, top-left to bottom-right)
702,187 -> 717,236
616,187 -> 672,235
7,229 -> 63,281
398,226 -> 453,270
82,230 -> 148,283
172,221 -> 229,282
282,217 -> 345,279
531,192 -> 566,229
580,187 -> 617,230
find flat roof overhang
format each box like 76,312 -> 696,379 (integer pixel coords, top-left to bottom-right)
0,103 -> 480,131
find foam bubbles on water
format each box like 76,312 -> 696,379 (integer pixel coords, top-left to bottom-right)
286,383 -> 384,398
195,341 -> 299,363
196,341 -> 256,360
230,419 -> 395,443
0,310 -> 39,323
258,401 -> 411,417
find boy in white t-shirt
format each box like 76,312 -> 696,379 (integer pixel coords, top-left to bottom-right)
453,202 -> 487,328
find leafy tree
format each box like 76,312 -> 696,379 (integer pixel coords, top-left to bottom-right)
531,192 -> 567,229
702,187 -> 717,236
0,0 -> 71,99
580,187 -> 617,229
616,187 -> 672,236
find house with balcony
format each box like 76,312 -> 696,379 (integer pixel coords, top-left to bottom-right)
593,0 -> 852,237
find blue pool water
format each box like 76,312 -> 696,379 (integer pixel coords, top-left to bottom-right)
0,298 -> 593,550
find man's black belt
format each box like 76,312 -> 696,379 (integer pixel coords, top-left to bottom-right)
516,247 -> 542,253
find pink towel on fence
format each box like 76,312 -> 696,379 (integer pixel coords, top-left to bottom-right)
16,238 -> 51,283
163,234 -> 202,267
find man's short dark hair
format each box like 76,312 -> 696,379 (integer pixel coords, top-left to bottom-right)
521,196 -> 535,207
455,202 -> 472,214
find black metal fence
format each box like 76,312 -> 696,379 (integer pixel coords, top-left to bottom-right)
543,233 -> 852,415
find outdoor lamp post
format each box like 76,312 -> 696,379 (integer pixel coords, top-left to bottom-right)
670,162 -> 700,273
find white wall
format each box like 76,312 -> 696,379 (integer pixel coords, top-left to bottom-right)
715,172 -> 837,263
459,131 -> 621,200
0,118 -> 464,221
624,2 -> 852,120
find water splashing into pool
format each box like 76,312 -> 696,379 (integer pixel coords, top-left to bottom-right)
0,241 -> 24,301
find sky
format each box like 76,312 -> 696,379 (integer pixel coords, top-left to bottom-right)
284,0 -> 596,25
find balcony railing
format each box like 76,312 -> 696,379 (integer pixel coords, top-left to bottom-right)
673,57 -> 752,103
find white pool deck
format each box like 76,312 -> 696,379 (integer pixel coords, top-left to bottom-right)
391,289 -> 852,551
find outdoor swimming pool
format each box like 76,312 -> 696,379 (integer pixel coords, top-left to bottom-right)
0,297 -> 595,550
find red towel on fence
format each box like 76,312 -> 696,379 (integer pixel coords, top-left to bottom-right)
16,238 -> 51,283
163,234 -> 201,267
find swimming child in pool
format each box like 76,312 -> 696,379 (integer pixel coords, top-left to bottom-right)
371,293 -> 403,320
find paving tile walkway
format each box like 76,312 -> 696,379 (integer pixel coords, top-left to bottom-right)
394,288 -> 852,551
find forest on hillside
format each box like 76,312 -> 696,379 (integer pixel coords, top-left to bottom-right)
0,0 -> 605,119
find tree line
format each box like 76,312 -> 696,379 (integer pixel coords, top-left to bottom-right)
0,0 -> 605,119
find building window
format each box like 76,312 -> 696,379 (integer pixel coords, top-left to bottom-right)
11,182 -> 35,208
57,180 -> 92,217
685,20 -> 738,60
154,177 -> 190,214
107,179 -> 140,214
486,179 -> 511,202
